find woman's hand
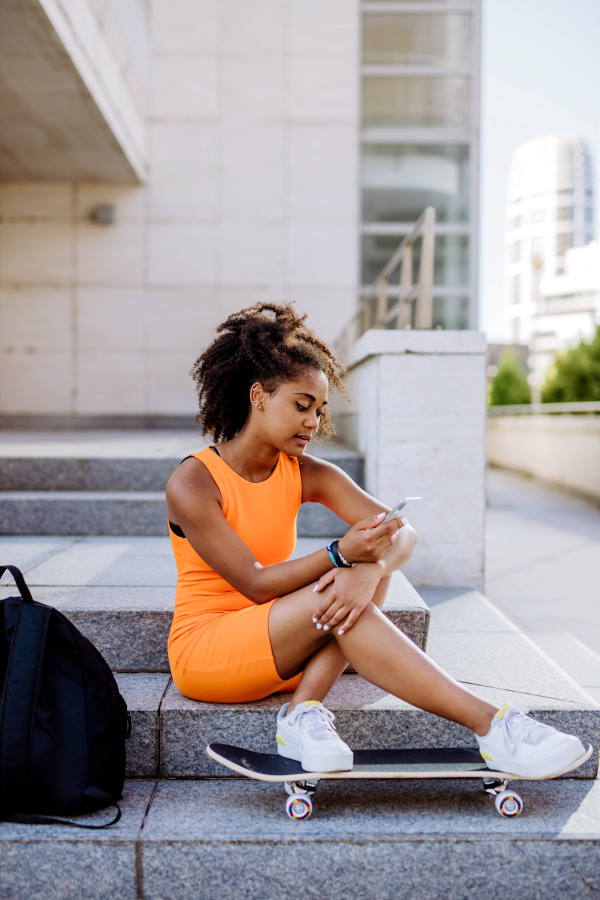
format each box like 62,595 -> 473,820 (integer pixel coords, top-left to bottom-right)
312,564 -> 381,635
337,513 -> 406,564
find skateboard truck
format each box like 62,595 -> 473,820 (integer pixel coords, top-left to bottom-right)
482,777 -> 509,796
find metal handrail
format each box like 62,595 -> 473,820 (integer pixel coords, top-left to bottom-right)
335,207 -> 436,362
488,401 -> 600,416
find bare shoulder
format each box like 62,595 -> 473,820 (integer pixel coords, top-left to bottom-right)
166,456 -> 222,521
298,452 -> 353,503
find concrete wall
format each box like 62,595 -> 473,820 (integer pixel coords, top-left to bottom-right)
334,330 -> 487,590
488,415 -> 600,501
0,0 -> 359,417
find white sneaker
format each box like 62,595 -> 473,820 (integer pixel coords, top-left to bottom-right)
276,701 -> 354,772
477,705 -> 587,779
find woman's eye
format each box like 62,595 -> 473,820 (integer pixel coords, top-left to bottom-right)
296,403 -> 309,412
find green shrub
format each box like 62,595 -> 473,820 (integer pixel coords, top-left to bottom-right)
489,349 -> 531,406
542,327 -> 600,402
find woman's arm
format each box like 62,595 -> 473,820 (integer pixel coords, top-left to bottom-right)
166,456 -> 401,604
311,521 -> 419,634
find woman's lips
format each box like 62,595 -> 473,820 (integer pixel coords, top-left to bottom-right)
295,435 -> 310,445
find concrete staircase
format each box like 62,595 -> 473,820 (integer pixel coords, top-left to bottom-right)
1,437 -> 600,898
0,431 -> 361,536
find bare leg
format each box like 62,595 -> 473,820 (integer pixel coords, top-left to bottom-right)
273,575 -> 392,714
269,577 -> 497,737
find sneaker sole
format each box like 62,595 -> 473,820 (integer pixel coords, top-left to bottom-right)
493,743 -> 593,781
302,751 -> 354,772
278,743 -> 354,772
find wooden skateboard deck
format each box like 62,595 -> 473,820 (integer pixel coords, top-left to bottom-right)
206,742 -> 593,819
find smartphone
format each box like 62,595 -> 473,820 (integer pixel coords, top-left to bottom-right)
381,497 -> 421,525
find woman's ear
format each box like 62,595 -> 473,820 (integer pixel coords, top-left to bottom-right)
250,382 -> 265,411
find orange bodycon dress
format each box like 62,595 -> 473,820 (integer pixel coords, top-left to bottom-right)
168,446 -> 304,703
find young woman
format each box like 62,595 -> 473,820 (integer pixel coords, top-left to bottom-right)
166,303 -> 586,778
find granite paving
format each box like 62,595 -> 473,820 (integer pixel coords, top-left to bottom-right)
0,780 -> 154,900
159,677 -> 600,779
0,492 -> 170,536
139,779 -> 600,900
531,632 -> 600,707
115,674 -> 171,777
486,467 -> 600,654
0,538 -> 429,671
4,777 -> 600,900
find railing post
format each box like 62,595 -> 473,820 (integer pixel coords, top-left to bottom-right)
414,207 -> 435,330
375,277 -> 388,329
361,295 -> 371,336
398,244 -> 413,329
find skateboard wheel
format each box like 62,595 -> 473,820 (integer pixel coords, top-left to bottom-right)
495,790 -> 523,818
285,793 -> 313,820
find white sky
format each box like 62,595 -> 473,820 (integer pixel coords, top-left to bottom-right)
480,0 -> 600,342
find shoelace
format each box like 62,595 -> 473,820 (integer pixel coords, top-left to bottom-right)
288,705 -> 338,739
501,707 -> 548,752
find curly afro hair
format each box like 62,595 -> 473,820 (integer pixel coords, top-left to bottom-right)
190,302 -> 348,443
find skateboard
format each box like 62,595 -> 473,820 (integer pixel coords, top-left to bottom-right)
206,742 -> 593,820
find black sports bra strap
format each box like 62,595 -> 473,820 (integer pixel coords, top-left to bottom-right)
171,448 -> 220,539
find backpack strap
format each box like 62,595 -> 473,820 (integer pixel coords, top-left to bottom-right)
0,565 -> 34,603
0,598 -> 51,813
6,788 -> 122,829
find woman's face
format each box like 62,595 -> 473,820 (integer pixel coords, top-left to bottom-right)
252,367 -> 329,456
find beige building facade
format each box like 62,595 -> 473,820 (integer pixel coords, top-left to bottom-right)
0,0 -> 480,420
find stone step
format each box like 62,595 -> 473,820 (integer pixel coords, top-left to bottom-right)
0,432 -> 363,535
2,776 -> 600,900
530,632 -> 600,705
0,491 -> 350,536
0,432 -> 364,491
0,454 -> 364,493
116,586 -> 600,781
118,671 -> 600,781
33,569 -> 428,673
0,536 -> 430,672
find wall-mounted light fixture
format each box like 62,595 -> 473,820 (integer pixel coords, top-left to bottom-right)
90,204 -> 116,225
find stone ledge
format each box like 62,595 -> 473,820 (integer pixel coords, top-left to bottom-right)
27,570 -> 429,672
159,676 -> 600,779
3,779 -> 600,900
0,492 -> 170,536
348,329 -> 487,371
116,674 -> 171,777
0,493 -> 360,537
0,439 -> 363,491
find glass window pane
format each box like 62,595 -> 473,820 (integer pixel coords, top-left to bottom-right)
361,233 -> 469,286
363,14 -> 471,66
432,295 -> 469,330
363,76 -> 470,128
362,144 -> 469,223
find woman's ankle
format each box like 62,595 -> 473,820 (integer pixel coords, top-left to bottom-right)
473,707 -> 498,738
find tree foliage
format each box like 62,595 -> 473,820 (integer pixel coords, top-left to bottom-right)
489,349 -> 531,406
542,327 -> 600,402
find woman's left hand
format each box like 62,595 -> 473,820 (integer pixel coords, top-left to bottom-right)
312,564 -> 381,635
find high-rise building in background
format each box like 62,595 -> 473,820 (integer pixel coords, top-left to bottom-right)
504,136 -> 594,380
535,241 -> 600,383
361,3 -> 480,330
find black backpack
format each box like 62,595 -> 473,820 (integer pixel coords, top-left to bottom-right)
0,565 -> 131,828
